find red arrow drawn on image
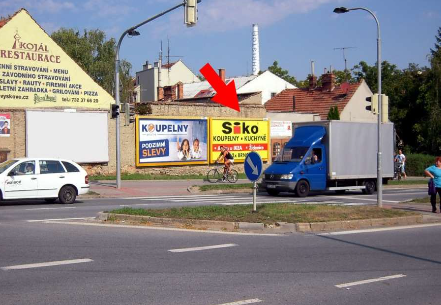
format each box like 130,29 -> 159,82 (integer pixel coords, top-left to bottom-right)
199,63 -> 240,112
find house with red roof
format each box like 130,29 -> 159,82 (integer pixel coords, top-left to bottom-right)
265,72 -> 377,122
265,71 -> 377,160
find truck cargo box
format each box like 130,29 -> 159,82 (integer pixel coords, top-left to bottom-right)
292,121 -> 394,180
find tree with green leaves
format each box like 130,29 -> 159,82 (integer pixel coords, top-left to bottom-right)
327,106 -> 340,120
267,61 -> 297,86
51,28 -> 133,103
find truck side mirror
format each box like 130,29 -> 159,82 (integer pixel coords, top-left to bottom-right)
304,158 -> 311,165
8,171 -> 16,176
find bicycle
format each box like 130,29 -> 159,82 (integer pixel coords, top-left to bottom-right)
206,162 -> 238,183
394,161 -> 403,180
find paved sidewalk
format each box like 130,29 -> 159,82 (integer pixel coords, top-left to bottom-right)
86,179 -> 251,198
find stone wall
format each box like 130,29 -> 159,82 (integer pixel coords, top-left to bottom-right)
1,99 -> 268,176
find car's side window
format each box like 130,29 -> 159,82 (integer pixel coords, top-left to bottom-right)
39,160 -> 66,174
10,161 -> 36,175
62,161 -> 80,172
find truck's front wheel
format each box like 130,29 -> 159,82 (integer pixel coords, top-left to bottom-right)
363,180 -> 376,194
295,180 -> 310,197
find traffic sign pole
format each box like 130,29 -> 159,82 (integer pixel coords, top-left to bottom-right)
244,152 -> 263,213
253,181 -> 257,212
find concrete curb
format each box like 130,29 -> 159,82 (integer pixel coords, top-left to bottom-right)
97,213 -> 427,234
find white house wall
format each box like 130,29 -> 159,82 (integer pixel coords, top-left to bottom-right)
237,71 -> 295,105
267,112 -> 318,123
340,80 -> 377,122
136,61 -> 200,102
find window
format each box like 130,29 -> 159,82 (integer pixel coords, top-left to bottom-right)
62,161 -> 80,172
11,161 -> 35,175
39,160 -> 66,174
310,148 -> 322,164
273,142 -> 281,157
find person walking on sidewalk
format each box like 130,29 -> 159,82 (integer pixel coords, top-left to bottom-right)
425,156 -> 441,213
394,149 -> 407,179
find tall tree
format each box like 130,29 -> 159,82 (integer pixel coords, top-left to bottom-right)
267,61 -> 297,86
51,28 -> 133,102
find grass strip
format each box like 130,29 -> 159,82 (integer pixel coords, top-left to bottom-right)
109,204 -> 414,224
91,173 -> 248,181
199,183 -> 253,191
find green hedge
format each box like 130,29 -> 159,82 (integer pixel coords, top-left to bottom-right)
405,154 -> 436,176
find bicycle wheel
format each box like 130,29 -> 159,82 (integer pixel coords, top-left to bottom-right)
207,169 -> 222,183
227,169 -> 238,183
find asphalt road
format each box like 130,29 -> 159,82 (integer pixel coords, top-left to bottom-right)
1,187 -> 439,305
0,187 -> 429,223
1,207 -> 440,305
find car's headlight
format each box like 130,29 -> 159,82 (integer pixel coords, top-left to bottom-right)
280,174 -> 293,180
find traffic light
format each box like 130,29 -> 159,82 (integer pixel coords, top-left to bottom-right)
184,0 -> 199,27
366,93 -> 379,114
381,94 -> 389,123
111,104 -> 120,119
124,103 -> 135,125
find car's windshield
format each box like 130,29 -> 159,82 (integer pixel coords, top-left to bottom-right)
0,160 -> 18,174
275,147 -> 309,162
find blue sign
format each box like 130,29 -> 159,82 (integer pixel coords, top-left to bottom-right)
244,151 -> 263,182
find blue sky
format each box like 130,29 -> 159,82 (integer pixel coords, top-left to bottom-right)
1,0 -> 440,81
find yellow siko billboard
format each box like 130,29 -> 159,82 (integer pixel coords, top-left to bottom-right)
0,9 -> 114,109
209,118 -> 270,163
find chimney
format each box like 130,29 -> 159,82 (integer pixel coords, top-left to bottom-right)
322,72 -> 335,91
219,68 -> 226,83
143,61 -> 150,70
157,86 -> 164,101
177,82 -> 183,99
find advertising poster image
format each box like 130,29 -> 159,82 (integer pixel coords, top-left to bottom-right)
210,118 -> 270,163
0,114 -> 11,137
137,118 -> 208,166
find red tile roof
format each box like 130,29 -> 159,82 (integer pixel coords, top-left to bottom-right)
162,62 -> 177,69
265,82 -> 361,119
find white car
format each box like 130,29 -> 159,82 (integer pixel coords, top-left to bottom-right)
0,158 -> 90,204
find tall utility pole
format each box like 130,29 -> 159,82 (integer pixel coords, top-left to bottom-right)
333,46 -> 356,71
114,0 -> 200,189
333,6 -> 383,207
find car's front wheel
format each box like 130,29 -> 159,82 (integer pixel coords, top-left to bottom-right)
59,185 -> 77,204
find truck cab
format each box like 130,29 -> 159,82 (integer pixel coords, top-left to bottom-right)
261,126 -> 327,197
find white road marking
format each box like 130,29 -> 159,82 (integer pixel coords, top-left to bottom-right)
38,220 -> 283,236
169,243 -> 237,253
25,207 -> 76,211
27,217 -> 93,223
328,196 -> 401,203
319,223 -> 441,235
335,274 -> 406,288
1,258 -> 93,271
215,299 -> 262,305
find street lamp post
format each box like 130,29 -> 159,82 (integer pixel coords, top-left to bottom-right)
333,7 -> 383,207
114,1 -> 198,189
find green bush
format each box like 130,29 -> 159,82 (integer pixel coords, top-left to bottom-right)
405,154 -> 436,176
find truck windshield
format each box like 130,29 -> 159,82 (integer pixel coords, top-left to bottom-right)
0,160 -> 18,174
275,147 -> 309,162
